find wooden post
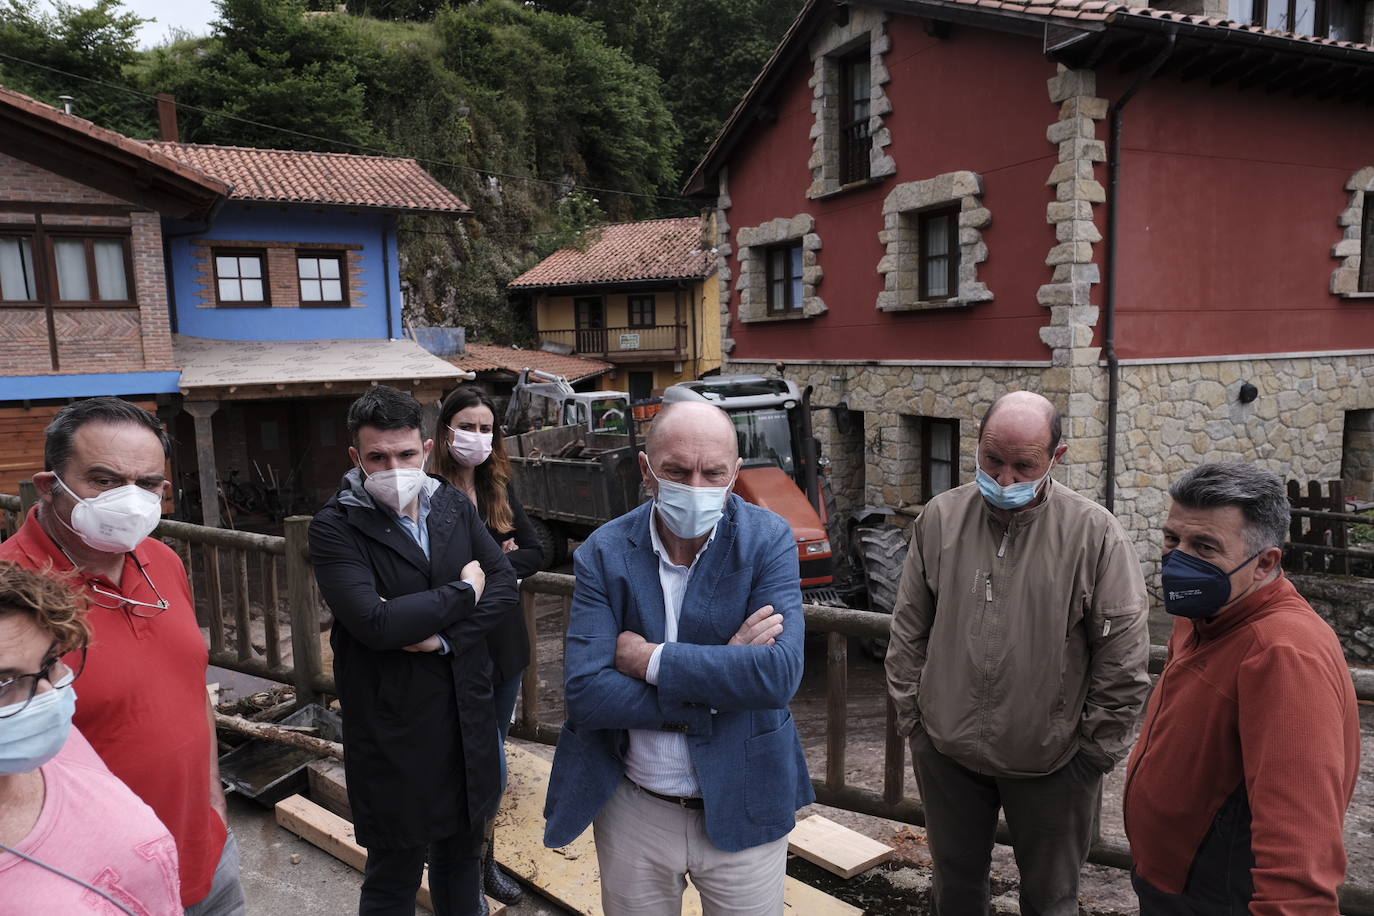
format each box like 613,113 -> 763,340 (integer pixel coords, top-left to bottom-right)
17,480 -> 37,521
520,588 -> 539,731
883,696 -> 904,805
235,549 -> 252,662
184,400 -> 221,528
264,553 -> 282,669
825,631 -> 848,793
285,516 -> 322,705
203,544 -> 225,657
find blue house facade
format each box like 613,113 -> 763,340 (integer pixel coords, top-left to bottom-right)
0,90 -> 472,523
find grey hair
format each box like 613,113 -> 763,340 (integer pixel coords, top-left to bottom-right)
45,397 -> 171,474
1169,462 -> 1290,553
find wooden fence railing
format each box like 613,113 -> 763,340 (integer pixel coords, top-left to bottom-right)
3,493 -> 1372,913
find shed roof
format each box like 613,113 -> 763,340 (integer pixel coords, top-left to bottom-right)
148,142 -> 470,215
450,343 -> 614,383
508,217 -> 716,289
174,336 -> 472,393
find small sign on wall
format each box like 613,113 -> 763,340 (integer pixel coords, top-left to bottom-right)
619,333 -> 641,350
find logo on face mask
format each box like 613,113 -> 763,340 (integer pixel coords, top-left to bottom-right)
1160,548 -> 1263,619
646,462 -> 734,539
362,467 -> 430,516
448,427 -> 493,468
54,476 -> 162,553
975,447 -> 1058,511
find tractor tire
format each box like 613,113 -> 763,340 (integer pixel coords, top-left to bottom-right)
855,523 -> 910,660
528,517 -> 569,570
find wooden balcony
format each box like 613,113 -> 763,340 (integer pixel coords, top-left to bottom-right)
537,324 -> 687,362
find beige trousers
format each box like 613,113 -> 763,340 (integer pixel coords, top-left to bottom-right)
592,780 -> 788,916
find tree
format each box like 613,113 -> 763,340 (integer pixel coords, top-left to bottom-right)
0,0 -> 152,136
138,0 -> 378,150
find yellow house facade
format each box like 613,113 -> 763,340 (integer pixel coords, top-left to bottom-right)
509,217 -> 720,401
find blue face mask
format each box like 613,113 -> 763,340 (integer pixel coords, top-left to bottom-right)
647,462 -> 735,539
975,449 -> 1058,511
1160,548 -> 1262,619
0,679 -> 76,775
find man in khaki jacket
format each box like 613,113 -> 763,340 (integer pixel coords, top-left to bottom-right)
886,390 -> 1150,916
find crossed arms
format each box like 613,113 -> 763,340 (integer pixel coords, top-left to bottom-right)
564,535 -> 805,736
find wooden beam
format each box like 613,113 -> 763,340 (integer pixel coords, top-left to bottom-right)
183,400 -> 220,527
500,743 -> 860,915
1181,47 -> 1242,82
1211,49 -> 1272,85
306,758 -> 352,821
275,794 -> 505,915
788,814 -> 894,879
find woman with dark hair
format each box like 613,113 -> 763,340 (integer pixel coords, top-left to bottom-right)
432,385 -> 542,905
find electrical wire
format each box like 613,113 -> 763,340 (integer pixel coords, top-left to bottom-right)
0,49 -> 693,205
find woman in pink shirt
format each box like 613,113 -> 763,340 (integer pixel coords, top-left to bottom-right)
0,561 -> 182,914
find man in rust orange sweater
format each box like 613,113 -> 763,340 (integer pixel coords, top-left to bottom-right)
1124,462 -> 1360,915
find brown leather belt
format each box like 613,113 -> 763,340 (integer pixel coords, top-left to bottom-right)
632,780 -> 705,809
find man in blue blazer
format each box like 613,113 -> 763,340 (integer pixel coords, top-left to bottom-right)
544,401 -> 813,915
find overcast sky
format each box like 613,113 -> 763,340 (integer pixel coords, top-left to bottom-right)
61,0 -> 221,48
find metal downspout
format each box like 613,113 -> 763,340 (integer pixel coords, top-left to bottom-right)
1103,31 -> 1176,512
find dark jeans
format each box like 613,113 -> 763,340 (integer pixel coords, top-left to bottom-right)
493,673 -> 522,794
360,831 -> 483,916
910,727 -> 1103,916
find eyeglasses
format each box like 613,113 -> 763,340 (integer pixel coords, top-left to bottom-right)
0,644 -> 86,718
85,559 -> 170,619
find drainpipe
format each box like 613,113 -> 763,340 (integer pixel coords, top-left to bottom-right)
1103,31 -> 1176,512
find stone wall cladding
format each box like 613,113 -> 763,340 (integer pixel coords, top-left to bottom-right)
876,170 -> 993,311
806,7 -> 894,198
1289,572 -> 1374,664
729,359 -> 1044,519
1114,354 -> 1374,570
1037,66 -> 1111,498
1330,166 -> 1374,297
734,213 -> 827,322
734,353 -> 1374,581
713,167 -> 735,354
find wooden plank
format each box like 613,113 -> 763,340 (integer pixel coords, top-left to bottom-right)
500,744 -> 861,915
306,758 -> 352,821
788,814 -> 893,879
275,794 -> 504,915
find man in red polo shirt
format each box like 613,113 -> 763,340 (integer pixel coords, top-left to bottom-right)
0,397 -> 243,914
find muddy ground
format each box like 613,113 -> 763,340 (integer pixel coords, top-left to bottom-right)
523,591 -> 1374,914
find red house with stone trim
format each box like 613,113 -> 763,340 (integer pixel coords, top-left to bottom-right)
684,0 -> 1374,562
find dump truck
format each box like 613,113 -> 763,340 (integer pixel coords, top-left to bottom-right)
504,368 -> 633,437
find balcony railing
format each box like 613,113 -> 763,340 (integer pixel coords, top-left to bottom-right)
538,324 -> 686,358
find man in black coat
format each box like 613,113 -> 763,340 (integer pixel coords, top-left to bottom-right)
309,386 -> 518,916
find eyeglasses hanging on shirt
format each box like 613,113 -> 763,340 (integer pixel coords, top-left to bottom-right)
54,541 -> 170,618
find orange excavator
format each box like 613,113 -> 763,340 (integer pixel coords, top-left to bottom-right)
662,375 -> 838,604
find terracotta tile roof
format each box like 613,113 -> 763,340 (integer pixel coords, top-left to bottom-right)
0,86 -> 229,197
508,217 -> 717,289
450,343 -> 614,383
940,0 -> 1374,47
146,142 -> 470,214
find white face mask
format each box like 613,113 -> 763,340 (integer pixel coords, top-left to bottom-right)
647,463 -> 735,540
362,467 -> 429,516
55,476 -> 162,553
448,427 -> 493,468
